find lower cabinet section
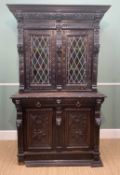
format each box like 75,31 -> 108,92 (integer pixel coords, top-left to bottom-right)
24,108 -> 93,152
12,95 -> 104,167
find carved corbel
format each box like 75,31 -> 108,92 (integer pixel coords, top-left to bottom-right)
56,117 -> 62,126
94,13 -> 103,22
16,119 -> 22,128
96,99 -> 103,108
15,99 -> 21,106
56,109 -> 62,126
14,99 -> 22,114
15,11 -> 24,23
17,44 -> 24,54
95,118 -> 102,126
94,44 -> 100,54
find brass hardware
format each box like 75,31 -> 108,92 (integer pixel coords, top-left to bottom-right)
35,101 -> 41,108
76,101 -> 81,107
56,99 -> 61,104
56,85 -> 62,90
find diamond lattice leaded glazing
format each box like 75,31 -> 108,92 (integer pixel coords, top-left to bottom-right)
31,35 -> 50,84
67,36 -> 87,84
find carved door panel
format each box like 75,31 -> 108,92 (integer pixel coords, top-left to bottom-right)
62,30 -> 93,91
65,108 -> 92,149
24,108 -> 54,151
24,30 -> 56,90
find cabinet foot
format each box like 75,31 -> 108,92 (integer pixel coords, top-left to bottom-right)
18,154 -> 24,164
91,158 -> 103,167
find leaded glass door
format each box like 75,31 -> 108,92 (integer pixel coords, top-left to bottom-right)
62,30 -> 93,91
24,30 -> 56,90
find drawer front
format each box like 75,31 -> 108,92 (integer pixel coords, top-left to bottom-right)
22,99 -> 56,108
22,98 -> 95,108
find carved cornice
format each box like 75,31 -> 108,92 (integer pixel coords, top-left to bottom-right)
7,4 -> 110,23
17,12 -> 24,23
7,4 -> 110,14
14,12 -> 104,22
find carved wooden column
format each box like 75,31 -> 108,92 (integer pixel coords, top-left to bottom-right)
55,99 -> 64,149
56,22 -> 63,90
17,13 -> 25,92
93,98 -> 104,166
12,99 -> 24,163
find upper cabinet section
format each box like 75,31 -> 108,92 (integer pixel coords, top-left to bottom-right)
7,4 -> 110,92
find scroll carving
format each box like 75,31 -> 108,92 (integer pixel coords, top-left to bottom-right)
17,44 -> 24,54
56,117 -> 62,126
94,44 -> 100,54
95,118 -> 102,126
14,99 -> 22,112
16,119 -> 22,128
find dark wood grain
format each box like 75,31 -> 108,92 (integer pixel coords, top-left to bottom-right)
8,4 -> 110,166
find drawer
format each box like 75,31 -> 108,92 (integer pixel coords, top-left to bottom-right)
21,98 -> 96,108
60,98 -> 95,107
22,98 -> 56,108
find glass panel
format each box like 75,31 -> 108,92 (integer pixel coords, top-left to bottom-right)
67,36 -> 87,84
31,35 -> 50,84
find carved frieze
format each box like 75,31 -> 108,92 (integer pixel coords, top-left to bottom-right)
15,12 -> 103,22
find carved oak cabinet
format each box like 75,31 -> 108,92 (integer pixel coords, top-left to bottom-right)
8,4 -> 110,166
